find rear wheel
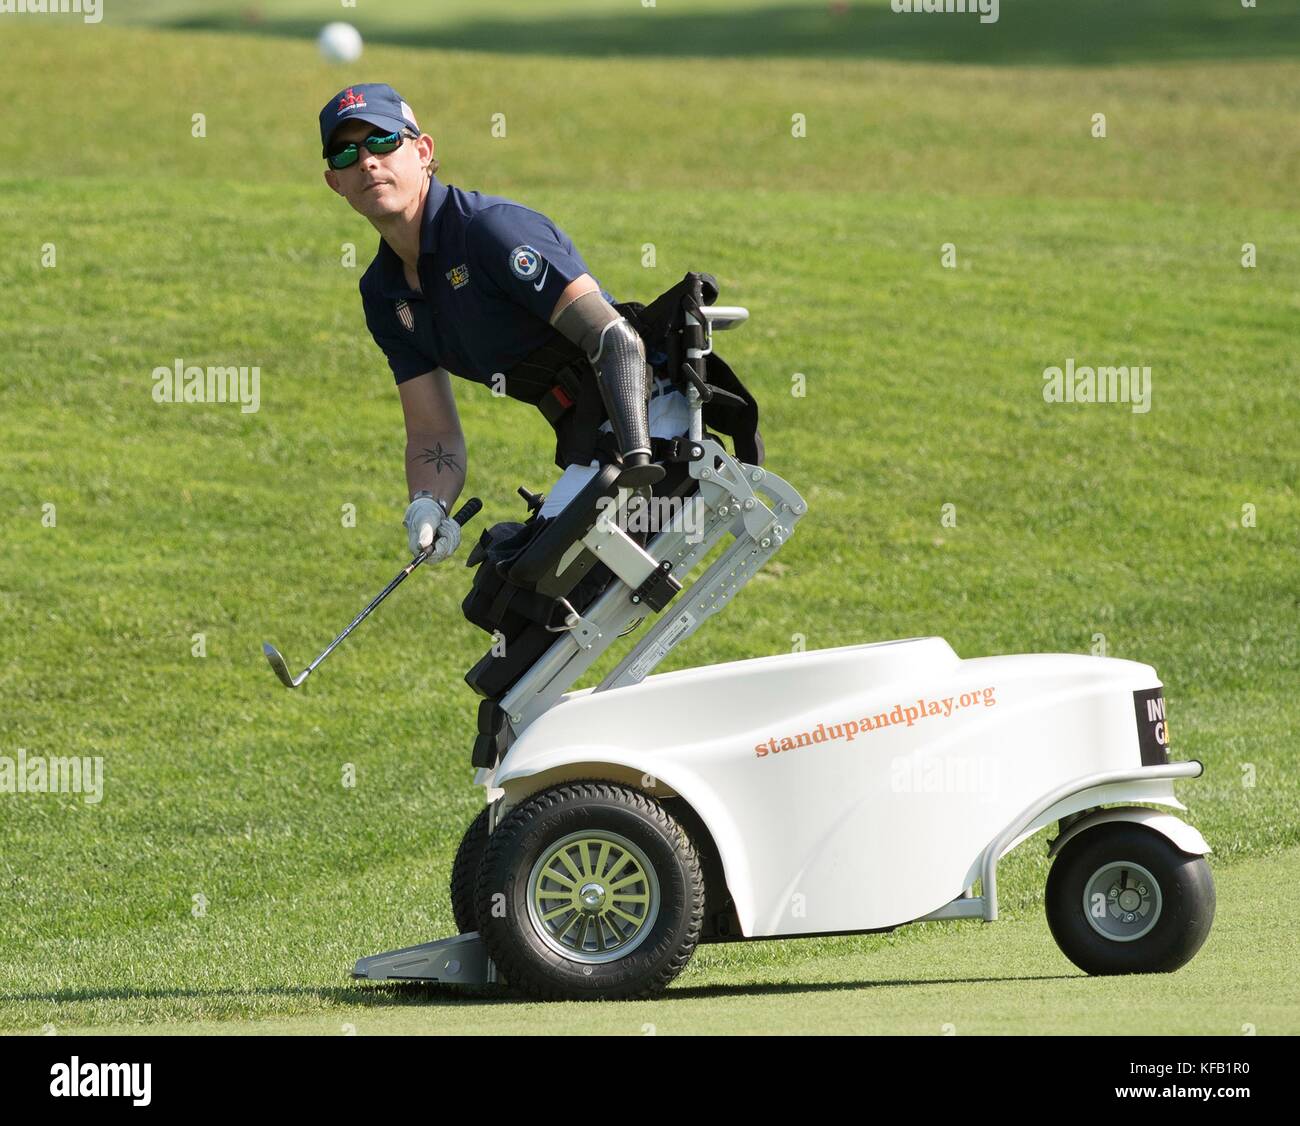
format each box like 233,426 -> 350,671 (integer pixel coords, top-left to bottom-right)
476,781 -> 704,1001
1046,822 -> 1215,975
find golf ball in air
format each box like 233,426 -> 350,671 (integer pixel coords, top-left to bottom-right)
318,22 -> 363,64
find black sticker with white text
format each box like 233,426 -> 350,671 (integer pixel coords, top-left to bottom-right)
1133,687 -> 1171,766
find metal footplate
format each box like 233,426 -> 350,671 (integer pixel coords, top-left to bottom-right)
351,932 -> 495,985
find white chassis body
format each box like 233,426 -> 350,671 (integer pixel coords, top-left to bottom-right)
482,637 -> 1207,938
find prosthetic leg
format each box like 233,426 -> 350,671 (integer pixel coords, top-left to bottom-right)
554,291 -> 665,489
591,318 -> 664,488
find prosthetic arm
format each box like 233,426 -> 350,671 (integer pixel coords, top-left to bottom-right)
553,291 -> 665,487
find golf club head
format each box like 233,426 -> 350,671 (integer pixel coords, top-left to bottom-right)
262,642 -> 308,689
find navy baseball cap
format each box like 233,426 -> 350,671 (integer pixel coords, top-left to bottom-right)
319,83 -> 421,157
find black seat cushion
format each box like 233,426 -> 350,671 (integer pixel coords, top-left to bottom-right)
506,461 -> 624,592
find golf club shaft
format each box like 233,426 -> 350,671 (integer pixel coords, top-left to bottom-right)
301,496 -> 482,678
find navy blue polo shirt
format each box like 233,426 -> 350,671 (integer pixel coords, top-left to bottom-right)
359,176 -> 617,385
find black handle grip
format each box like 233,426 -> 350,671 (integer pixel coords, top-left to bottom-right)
451,497 -> 483,527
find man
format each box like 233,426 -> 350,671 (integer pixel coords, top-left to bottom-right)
319,83 -> 688,565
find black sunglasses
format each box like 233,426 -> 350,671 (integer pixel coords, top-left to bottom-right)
326,130 -> 414,170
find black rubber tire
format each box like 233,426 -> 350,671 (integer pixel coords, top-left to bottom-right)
450,804 -> 493,936
1046,822 -> 1215,975
475,781 -> 704,1001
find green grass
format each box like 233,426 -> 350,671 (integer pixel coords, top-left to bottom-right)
31,846 -> 1300,1035
104,0 -> 1300,66
0,17 -> 1297,1033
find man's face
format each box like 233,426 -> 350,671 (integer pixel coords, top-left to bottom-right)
322,119 -> 435,219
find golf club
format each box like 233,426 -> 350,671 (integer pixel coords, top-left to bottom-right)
263,496 -> 482,689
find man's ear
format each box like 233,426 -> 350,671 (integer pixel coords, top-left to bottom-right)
324,168 -> 344,196
416,133 -> 434,163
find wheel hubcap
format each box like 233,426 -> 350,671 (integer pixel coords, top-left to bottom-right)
527,831 -> 660,964
579,882 -> 606,910
1082,859 -> 1162,942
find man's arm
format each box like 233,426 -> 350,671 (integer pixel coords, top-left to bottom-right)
549,274 -> 601,324
398,367 -> 467,510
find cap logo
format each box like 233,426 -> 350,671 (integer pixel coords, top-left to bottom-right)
338,88 -> 367,113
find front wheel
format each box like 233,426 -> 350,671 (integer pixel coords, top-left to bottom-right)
450,804 -> 494,935
475,781 -> 704,1001
1045,822 -> 1215,975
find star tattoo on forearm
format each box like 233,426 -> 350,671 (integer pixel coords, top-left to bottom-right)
412,443 -> 462,473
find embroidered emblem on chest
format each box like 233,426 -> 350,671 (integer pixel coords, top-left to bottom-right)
395,299 -> 415,332
446,264 -> 470,289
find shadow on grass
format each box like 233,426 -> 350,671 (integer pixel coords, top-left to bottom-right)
4,973 -> 1082,1017
1,983 -> 507,1011
158,1 -> 1300,66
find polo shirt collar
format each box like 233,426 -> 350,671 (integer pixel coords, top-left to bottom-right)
420,175 -> 449,256
374,176 -> 450,299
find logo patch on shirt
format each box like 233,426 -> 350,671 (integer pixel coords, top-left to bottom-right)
446,263 -> 470,289
508,245 -> 542,281
395,299 -> 415,332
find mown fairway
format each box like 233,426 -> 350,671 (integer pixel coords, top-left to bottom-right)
1,4 -> 1297,1033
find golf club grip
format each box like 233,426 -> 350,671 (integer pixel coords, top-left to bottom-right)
410,497 -> 483,567
451,497 -> 482,527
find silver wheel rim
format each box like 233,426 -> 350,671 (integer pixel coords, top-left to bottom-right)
526,829 -> 661,964
1081,859 -> 1162,942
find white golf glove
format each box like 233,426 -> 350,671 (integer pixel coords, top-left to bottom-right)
404,495 -> 461,563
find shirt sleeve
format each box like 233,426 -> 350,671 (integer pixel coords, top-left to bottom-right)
361,289 -> 437,384
467,203 -> 593,323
